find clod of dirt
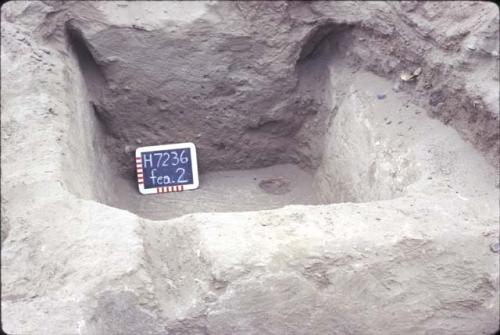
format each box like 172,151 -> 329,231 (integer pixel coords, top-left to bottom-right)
259,177 -> 292,195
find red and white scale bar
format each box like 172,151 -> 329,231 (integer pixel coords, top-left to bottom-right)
135,156 -> 144,185
157,185 -> 184,193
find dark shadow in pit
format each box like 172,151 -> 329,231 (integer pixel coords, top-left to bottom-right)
65,22 -> 115,136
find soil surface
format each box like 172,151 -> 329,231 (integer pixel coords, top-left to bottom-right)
113,164 -> 321,220
1,2 -> 499,335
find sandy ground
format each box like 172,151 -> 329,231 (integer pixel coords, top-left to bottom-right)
113,164 -> 321,220
1,1 -> 499,335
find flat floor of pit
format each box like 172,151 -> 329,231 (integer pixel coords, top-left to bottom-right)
112,164 -> 322,220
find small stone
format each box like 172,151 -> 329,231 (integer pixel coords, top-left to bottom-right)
393,82 -> 401,92
400,72 -> 413,81
124,145 -> 133,154
489,242 -> 500,253
483,231 -> 495,237
472,100 -> 482,109
136,139 -> 142,144
401,68 -> 422,82
377,94 -> 386,100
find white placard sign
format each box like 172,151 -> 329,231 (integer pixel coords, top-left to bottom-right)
135,142 -> 199,195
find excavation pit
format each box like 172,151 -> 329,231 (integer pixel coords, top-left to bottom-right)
57,6 -> 498,224
61,21 -> 451,221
